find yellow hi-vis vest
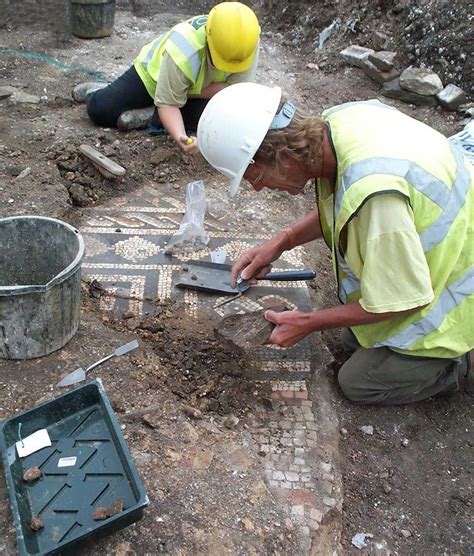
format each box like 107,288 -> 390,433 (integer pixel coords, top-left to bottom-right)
134,15 -> 228,100
318,100 -> 473,358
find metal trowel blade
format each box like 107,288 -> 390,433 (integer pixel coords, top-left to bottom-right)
56,367 -> 87,388
175,261 -> 249,294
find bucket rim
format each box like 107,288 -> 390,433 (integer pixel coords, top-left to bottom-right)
0,215 -> 85,296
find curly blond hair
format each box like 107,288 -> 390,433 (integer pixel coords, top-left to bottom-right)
255,99 -> 326,172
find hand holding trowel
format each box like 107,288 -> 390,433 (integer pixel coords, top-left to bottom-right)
175,261 -> 316,296
56,340 -> 139,388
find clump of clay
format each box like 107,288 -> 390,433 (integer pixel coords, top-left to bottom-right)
23,467 -> 42,483
93,498 -> 124,520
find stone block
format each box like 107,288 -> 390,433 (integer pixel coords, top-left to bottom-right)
310,508 -> 323,522
368,51 -> 398,71
291,488 -> 316,506
291,504 -> 304,517
340,45 -> 374,68
0,86 -> 17,100
9,91 -> 41,104
323,496 -> 337,508
361,59 -> 401,84
382,78 -> 437,106
436,84 -> 467,111
399,67 -> 443,96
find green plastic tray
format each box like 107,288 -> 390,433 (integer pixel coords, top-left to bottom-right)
0,379 -> 148,555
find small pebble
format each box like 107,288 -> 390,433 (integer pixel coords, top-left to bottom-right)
401,438 -> 409,447
190,274 -> 197,280
401,529 -> 412,538
222,414 -> 240,429
382,482 -> 392,494
182,405 -> 203,420
340,427 -> 348,435
361,425 -> 374,435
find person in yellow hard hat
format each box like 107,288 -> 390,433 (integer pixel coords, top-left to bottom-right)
79,2 -> 260,154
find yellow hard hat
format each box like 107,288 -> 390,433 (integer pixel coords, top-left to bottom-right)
206,2 -> 260,73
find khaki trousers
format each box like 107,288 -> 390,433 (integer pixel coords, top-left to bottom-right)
337,328 -> 468,405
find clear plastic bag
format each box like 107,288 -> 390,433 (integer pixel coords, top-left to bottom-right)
165,180 -> 209,254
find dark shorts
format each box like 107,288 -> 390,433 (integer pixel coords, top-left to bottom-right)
86,65 -> 208,131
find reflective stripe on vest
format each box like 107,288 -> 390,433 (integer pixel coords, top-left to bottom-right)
141,34 -> 165,73
335,143 -> 471,337
335,144 -> 471,253
419,145 -> 471,252
337,250 -> 360,303
134,15 -> 228,99
373,266 -> 474,349
139,30 -> 201,82
168,30 -> 201,81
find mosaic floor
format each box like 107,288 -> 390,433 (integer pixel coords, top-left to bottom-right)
80,185 -> 314,382
80,186 -> 333,544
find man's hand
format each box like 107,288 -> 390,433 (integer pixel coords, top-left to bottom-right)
265,310 -> 315,348
231,237 -> 288,287
179,135 -> 198,154
265,302 -> 424,348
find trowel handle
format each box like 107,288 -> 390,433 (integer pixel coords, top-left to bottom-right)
262,269 -> 316,281
86,353 -> 115,373
85,340 -> 139,374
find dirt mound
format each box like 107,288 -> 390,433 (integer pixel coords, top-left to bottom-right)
144,302 -> 269,415
402,0 -> 471,94
258,0 -> 472,96
86,288 -> 271,416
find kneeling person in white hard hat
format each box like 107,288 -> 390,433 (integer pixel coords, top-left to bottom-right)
82,2 -> 260,154
197,83 -> 473,405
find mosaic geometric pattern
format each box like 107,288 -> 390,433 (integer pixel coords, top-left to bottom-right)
80,188 -> 314,374
79,185 -> 328,542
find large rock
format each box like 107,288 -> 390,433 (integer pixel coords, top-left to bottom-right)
368,51 -> 398,71
340,45 -> 374,68
436,84 -> 467,111
399,67 -> 443,96
382,78 -> 437,106
361,59 -> 401,84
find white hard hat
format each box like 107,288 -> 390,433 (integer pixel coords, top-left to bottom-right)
197,83 -> 282,196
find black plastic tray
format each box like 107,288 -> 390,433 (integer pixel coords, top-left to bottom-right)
0,379 -> 148,555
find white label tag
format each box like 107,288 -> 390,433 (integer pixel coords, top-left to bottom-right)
57,456 -> 77,468
16,429 -> 51,458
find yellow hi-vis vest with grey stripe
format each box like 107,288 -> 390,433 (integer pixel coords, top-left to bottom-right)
318,100 -> 473,358
134,15 -> 228,100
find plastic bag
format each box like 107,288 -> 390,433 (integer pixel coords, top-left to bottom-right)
165,180 -> 209,254
317,18 -> 341,49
